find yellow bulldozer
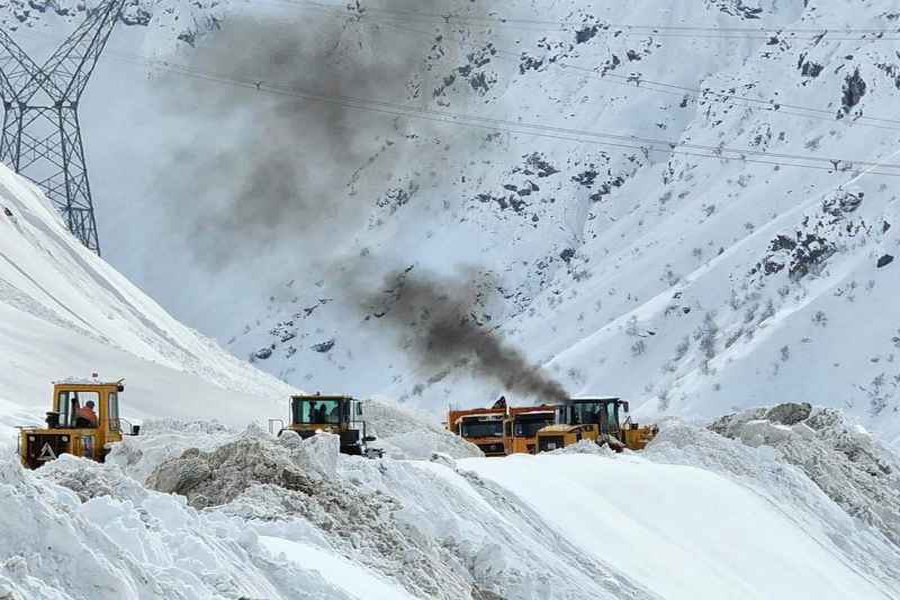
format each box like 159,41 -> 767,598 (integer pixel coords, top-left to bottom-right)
535,397 -> 657,453
271,394 -> 383,458
19,379 -> 140,469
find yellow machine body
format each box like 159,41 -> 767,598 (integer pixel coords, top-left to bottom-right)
19,381 -> 135,469
622,422 -> 659,451
534,398 -> 658,453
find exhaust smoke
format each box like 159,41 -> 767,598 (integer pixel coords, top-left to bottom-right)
156,0 -> 485,268
364,268 -> 570,404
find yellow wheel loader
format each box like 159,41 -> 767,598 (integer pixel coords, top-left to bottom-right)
535,397 -> 657,453
19,379 -> 140,469
271,394 -> 383,458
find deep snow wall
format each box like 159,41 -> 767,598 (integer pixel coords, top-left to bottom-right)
0,164 -> 293,432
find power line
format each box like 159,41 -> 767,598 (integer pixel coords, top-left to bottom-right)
285,0 -> 900,41
18,15 -> 900,178
96,48 -> 900,178
372,18 -> 900,133
251,2 -> 900,132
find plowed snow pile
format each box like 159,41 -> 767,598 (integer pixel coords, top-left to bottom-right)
3,412 -> 894,600
704,403 -> 900,545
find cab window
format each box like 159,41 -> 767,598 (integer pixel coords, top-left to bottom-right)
513,414 -> 555,437
56,391 -> 71,427
573,402 -> 600,425
295,399 -> 342,425
57,391 -> 100,427
460,418 -> 502,438
108,392 -> 120,431
607,403 -> 619,432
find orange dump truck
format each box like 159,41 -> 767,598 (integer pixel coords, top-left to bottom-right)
447,401 -> 557,456
447,406 -> 507,456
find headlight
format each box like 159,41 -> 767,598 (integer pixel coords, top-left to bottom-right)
315,429 -> 324,434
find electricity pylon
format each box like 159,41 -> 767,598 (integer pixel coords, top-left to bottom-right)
0,0 -> 124,255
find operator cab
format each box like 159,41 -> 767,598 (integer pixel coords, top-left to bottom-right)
503,407 -> 555,455
534,397 -> 629,454
281,394 -> 382,458
557,397 -> 628,437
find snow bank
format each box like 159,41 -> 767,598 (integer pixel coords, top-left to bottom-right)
646,419 -> 900,590
6,412 -> 900,600
462,449 -> 900,600
129,424 -> 651,599
0,453 -> 367,599
706,403 -> 900,545
258,536 -> 417,600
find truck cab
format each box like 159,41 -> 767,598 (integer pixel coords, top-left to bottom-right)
447,408 -> 506,456
503,406 -> 556,455
19,379 -> 139,469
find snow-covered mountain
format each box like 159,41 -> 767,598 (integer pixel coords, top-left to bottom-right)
5,0 -> 900,452
59,0 -> 900,444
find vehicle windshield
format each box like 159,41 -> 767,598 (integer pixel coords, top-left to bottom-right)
572,402 -> 602,425
293,398 -> 343,425
460,418 -> 503,438
513,414 -> 555,437
57,391 -> 100,428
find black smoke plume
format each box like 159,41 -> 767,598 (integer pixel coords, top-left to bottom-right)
157,1 -> 481,267
364,268 -> 570,404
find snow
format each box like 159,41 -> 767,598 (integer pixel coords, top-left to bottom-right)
0,163 -> 293,437
258,536 -> 419,600
0,2 -> 899,598
462,452 -> 897,600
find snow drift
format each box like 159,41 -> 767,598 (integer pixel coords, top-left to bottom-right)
2,416 -> 895,600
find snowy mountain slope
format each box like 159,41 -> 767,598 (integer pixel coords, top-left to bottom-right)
207,0 -> 811,393
0,164 -> 293,431
4,0 -> 899,454
151,0 -> 900,446
0,0 -> 219,52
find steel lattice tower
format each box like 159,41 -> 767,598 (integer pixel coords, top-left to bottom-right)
0,0 -> 124,255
